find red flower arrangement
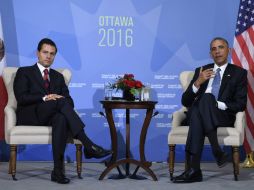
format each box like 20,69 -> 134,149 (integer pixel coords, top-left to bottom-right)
112,74 -> 144,96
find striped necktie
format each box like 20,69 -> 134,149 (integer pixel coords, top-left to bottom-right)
43,69 -> 50,93
211,68 -> 221,99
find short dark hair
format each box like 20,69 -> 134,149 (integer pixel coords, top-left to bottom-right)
210,37 -> 229,50
37,38 -> 57,53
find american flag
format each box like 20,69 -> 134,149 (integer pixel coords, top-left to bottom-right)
232,0 -> 254,154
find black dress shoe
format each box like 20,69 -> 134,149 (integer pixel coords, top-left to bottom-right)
51,170 -> 70,184
172,168 -> 203,183
216,152 -> 229,168
84,144 -> 112,159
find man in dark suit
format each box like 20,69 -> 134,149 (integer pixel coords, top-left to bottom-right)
14,38 -> 111,184
173,37 -> 247,183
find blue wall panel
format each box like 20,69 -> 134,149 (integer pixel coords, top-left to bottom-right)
0,0 -> 241,162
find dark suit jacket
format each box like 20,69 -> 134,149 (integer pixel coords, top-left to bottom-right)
14,64 -> 74,125
182,63 -> 247,123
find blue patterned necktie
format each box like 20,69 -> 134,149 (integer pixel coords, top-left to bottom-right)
211,68 -> 221,99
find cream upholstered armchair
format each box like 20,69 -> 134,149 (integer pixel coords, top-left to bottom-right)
168,71 -> 246,181
3,67 -> 83,180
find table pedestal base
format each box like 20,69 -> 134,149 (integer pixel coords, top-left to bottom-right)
99,159 -> 157,181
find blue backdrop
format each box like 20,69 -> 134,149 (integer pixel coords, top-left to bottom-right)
0,0 -> 244,162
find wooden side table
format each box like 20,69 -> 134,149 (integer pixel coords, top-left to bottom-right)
99,100 -> 158,181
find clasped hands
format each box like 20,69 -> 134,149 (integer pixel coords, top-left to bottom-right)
45,94 -> 64,101
194,67 -> 215,88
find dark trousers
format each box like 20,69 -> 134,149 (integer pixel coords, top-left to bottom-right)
36,98 -> 84,170
185,93 -> 234,156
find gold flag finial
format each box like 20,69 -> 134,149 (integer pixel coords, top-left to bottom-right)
241,152 -> 254,168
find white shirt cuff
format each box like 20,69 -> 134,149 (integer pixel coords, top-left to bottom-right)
43,95 -> 47,101
217,101 -> 227,110
192,84 -> 198,93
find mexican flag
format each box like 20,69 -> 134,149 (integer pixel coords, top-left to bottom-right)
0,13 -> 7,140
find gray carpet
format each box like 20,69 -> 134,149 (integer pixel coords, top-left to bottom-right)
0,162 -> 254,190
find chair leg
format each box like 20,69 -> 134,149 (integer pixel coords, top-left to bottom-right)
168,144 -> 175,180
9,145 -> 17,181
75,144 -> 83,179
232,146 -> 239,181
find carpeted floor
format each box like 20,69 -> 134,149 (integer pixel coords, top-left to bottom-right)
0,162 -> 254,190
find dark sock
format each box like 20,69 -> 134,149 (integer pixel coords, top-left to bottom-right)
207,130 -> 223,158
76,130 -> 93,149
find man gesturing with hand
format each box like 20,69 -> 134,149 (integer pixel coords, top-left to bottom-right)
172,37 -> 247,183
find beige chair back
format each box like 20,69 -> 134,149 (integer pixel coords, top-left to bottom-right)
2,67 -> 18,109
179,71 -> 194,91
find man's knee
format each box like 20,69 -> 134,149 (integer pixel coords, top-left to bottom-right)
52,113 -> 67,128
56,98 -> 72,109
199,93 -> 217,107
51,113 -> 69,138
41,100 -> 58,109
43,98 -> 71,112
200,93 -> 216,102
188,104 -> 199,118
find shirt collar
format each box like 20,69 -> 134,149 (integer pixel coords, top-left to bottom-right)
37,62 -> 50,75
213,62 -> 228,73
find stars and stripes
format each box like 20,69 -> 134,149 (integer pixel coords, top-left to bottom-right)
232,0 -> 254,153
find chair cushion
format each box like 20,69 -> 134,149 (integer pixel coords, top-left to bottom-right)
10,125 -> 52,136
168,126 -> 242,146
7,126 -> 82,145
169,126 -> 240,136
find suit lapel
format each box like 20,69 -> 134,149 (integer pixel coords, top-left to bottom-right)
218,64 -> 233,98
49,70 -> 56,93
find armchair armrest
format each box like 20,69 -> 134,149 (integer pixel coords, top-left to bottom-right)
234,111 -> 246,134
172,107 -> 187,128
4,105 -> 17,134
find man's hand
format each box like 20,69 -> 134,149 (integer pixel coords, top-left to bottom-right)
45,94 -> 64,101
194,67 -> 214,88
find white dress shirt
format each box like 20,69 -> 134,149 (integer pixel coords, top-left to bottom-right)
37,62 -> 50,80
192,63 -> 228,110
37,63 -> 51,101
